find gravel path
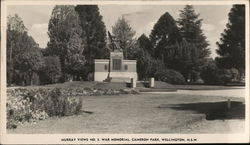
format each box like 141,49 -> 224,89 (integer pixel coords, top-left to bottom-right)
145,88 -> 246,98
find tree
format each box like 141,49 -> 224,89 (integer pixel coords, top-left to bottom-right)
112,17 -> 136,59
15,47 -> 45,85
137,34 -> 153,54
75,5 -> 108,80
7,14 -> 42,86
177,5 -> 211,82
216,5 -> 245,79
150,12 -> 180,61
40,56 -> 61,84
47,5 -> 85,81
177,5 -> 210,58
7,14 -> 27,33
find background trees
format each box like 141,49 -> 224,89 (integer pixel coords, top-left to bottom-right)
216,5 -> 245,80
7,5 -> 245,86
7,14 -> 44,86
150,12 -> 180,61
39,56 -> 61,84
75,5 -> 108,80
176,5 -> 210,82
112,17 -> 136,59
146,6 -> 210,83
47,5 -> 85,81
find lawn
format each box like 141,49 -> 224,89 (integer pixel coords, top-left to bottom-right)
8,92 -> 245,134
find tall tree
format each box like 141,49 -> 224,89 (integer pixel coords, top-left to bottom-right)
177,5 -> 210,58
112,17 -> 136,59
47,5 -> 85,81
177,5 -> 211,81
150,12 -> 180,62
216,5 -> 245,79
7,14 -> 44,86
75,5 -> 108,80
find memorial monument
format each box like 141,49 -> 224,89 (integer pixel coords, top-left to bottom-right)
94,32 -> 137,82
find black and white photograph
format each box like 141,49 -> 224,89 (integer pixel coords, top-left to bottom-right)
0,0 -> 249,144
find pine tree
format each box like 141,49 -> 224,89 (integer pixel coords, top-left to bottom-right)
112,17 -> 136,59
75,5 -> 108,80
216,5 -> 245,79
177,5 -> 210,58
150,12 -> 180,62
47,5 -> 85,81
177,5 -> 211,82
137,34 -> 153,54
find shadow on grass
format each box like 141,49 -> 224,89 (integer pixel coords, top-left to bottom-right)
158,101 -> 245,120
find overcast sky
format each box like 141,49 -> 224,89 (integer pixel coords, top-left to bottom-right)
7,5 -> 232,58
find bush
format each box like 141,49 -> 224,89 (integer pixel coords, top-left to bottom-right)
201,62 -> 237,85
154,69 -> 186,85
200,61 -> 218,84
7,87 -> 82,129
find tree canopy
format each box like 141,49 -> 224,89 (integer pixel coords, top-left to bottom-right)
177,5 -> 210,58
216,5 -> 245,77
75,5 -> 108,80
47,5 -> 85,81
150,12 -> 180,60
112,17 -> 136,59
7,14 -> 44,86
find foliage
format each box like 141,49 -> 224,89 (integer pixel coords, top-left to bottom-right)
47,5 -> 85,81
150,12 -> 180,60
75,5 -> 108,80
7,87 -> 83,129
216,5 -> 245,79
163,40 -> 205,82
200,59 -> 218,85
7,14 -> 44,86
112,17 -> 136,59
39,56 -> 62,84
137,34 -> 153,55
176,5 -> 210,81
201,60 -> 238,85
6,86 -> 139,129
133,36 -> 164,80
14,48 -> 45,85
177,5 -> 210,58
154,69 -> 186,85
7,14 -> 27,33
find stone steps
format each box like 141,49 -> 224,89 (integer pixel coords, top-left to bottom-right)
109,77 -> 131,82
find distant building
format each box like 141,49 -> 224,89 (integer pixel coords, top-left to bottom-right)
94,50 -> 137,82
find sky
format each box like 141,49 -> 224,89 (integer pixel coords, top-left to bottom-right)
7,4 -> 232,58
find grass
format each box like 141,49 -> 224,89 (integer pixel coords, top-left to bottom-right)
9,81 -> 244,91
8,92 -> 245,134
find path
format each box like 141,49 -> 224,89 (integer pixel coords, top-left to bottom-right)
145,87 -> 246,98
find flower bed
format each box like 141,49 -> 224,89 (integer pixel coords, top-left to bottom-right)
7,87 -> 139,129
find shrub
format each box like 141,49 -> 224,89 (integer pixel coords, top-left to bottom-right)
154,69 -> 186,85
7,87 -> 82,129
200,61 -> 218,85
201,62 -> 237,85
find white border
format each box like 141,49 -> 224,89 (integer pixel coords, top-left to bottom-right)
1,0 -> 249,144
